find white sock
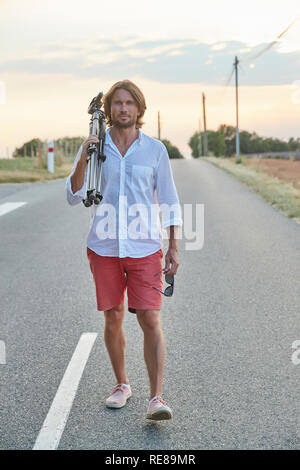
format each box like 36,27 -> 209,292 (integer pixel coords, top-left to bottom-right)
121,383 -> 130,388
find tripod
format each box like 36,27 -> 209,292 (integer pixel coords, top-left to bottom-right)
83,91 -> 107,207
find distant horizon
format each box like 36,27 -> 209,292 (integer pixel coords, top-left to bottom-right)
3,123 -> 298,161
12,123 -> 300,147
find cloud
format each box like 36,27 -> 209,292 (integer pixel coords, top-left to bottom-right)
0,37 -> 299,85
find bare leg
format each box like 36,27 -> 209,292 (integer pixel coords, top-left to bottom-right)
136,309 -> 165,399
104,303 -> 129,384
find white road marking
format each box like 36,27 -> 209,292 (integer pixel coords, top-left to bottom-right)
0,340 -> 6,364
33,332 -> 98,450
0,202 -> 27,216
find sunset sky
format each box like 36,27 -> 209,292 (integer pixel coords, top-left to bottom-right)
0,0 -> 299,158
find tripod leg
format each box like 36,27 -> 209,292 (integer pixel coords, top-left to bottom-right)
83,155 -> 92,207
89,149 -> 97,197
95,159 -> 103,204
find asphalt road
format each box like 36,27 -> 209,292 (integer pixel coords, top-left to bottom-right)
0,159 -> 299,450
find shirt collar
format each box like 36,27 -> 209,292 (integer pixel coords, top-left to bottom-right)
106,127 -> 143,146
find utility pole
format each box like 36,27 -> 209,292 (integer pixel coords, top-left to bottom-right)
202,93 -> 208,155
198,119 -> 202,157
158,111 -> 161,140
234,56 -> 241,163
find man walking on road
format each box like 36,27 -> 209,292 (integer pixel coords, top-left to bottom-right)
66,80 -> 182,420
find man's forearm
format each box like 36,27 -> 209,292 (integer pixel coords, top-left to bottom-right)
164,225 -> 179,275
167,225 -> 178,249
70,157 -> 87,194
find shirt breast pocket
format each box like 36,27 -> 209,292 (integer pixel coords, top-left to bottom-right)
131,165 -> 154,187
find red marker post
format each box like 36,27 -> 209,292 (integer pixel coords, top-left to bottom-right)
48,140 -> 54,173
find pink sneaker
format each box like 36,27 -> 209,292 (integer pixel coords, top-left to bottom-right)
146,396 -> 173,420
106,383 -> 132,409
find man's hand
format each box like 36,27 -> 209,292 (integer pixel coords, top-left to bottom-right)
164,226 -> 179,275
164,245 -> 179,276
81,134 -> 99,162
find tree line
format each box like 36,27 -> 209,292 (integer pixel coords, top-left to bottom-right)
14,126 -> 298,161
13,137 -> 184,160
189,124 -> 300,158
13,137 -> 85,159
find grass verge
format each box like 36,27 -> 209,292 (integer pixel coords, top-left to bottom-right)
0,158 -> 73,184
203,156 -> 300,224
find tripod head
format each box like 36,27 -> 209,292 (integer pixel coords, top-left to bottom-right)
88,92 -> 104,115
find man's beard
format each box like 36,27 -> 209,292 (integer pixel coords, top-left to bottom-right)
112,116 -> 136,129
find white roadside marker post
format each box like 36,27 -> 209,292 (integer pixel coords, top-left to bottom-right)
48,140 -> 54,173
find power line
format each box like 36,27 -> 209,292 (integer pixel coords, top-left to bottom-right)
215,64 -> 235,104
216,16 -> 300,102
240,16 -> 300,63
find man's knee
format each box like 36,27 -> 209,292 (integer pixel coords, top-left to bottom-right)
136,309 -> 161,330
104,304 -> 125,330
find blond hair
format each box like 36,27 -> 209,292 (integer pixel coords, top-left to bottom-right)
103,80 -> 147,128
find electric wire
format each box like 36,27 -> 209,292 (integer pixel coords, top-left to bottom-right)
215,16 -> 299,103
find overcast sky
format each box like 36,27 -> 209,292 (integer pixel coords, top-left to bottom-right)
0,0 -> 299,157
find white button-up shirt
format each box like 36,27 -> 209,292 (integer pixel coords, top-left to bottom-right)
65,128 -> 182,258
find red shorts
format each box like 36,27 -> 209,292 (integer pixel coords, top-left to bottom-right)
86,247 -> 164,313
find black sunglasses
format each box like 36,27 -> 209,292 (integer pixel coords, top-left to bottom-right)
152,273 -> 174,297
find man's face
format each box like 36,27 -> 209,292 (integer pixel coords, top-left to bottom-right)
110,88 -> 140,129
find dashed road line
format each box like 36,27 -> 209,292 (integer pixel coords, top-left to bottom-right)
0,340 -> 6,364
33,332 -> 98,450
0,202 -> 27,217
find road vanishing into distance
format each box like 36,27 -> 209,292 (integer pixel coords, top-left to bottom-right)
0,158 -> 299,450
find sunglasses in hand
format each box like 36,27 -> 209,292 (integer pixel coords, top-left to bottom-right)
152,270 -> 174,297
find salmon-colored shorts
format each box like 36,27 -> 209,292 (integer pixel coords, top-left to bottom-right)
86,247 -> 164,313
